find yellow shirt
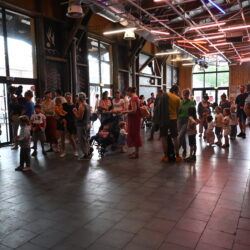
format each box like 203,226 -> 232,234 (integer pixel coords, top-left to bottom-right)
167,92 -> 181,120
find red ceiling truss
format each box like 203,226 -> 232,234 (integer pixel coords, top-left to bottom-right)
90,0 -> 250,63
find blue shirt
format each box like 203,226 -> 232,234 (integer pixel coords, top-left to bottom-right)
24,101 -> 34,118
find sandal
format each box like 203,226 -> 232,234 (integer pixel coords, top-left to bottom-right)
128,153 -> 139,159
128,152 -> 135,157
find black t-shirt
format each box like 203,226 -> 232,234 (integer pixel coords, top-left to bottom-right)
9,102 -> 23,115
63,103 -> 75,122
236,93 -> 248,109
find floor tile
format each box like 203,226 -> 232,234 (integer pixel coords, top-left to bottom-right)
176,217 -> 206,234
113,218 -> 145,233
95,229 -> 134,248
131,228 -> 165,248
1,229 -> 36,249
166,228 -> 201,248
30,229 -> 69,249
200,229 -> 234,249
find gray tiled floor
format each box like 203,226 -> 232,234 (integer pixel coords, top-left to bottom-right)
0,128 -> 250,249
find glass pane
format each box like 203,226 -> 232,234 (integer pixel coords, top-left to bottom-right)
12,84 -> 36,101
218,89 -> 229,102
140,86 -> 158,100
205,90 -> 216,104
0,83 -> 10,143
88,58 -> 100,84
6,11 -> 35,78
139,53 -> 150,68
205,73 -> 216,88
89,85 -> 101,110
100,42 -> 110,62
101,62 -> 110,85
139,76 -> 151,85
193,90 -> 203,106
102,88 -> 112,98
141,64 -> 154,75
193,74 -> 204,88
217,72 -> 229,87
0,8 -> 6,76
193,64 -> 204,73
205,65 -> 216,72
217,61 -> 229,71
167,65 -> 172,88
88,38 -> 100,84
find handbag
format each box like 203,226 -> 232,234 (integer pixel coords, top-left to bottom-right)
139,106 -> 150,118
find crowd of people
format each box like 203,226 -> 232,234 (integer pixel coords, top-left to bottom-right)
2,83 -> 250,171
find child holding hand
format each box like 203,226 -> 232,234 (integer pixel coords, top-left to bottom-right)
222,108 -> 231,148
185,106 -> 199,162
15,116 -> 31,172
118,121 -> 127,153
30,104 -> 46,156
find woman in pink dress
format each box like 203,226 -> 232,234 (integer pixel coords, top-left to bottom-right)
123,87 -> 142,159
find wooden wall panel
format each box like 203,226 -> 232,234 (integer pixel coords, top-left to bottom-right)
229,63 -> 250,87
179,65 -> 192,91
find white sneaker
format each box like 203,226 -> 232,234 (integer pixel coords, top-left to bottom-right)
74,151 -> 79,157
60,152 -> 66,158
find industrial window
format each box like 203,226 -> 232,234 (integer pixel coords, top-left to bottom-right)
192,57 -> 229,104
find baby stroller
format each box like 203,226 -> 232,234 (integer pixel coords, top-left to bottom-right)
141,107 -> 153,129
90,114 -> 121,157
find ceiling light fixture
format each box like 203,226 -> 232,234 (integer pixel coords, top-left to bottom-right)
150,19 -> 169,23
155,50 -> 181,56
207,0 -> 226,14
177,40 -> 207,44
241,52 -> 250,56
182,63 -> 195,66
239,57 -> 250,62
219,25 -> 250,32
194,35 -> 224,41
123,29 -> 136,40
205,51 -> 225,56
189,22 -> 226,30
171,57 -> 193,62
150,30 -> 170,35
209,42 -> 231,47
103,27 -> 137,35
154,36 -> 181,41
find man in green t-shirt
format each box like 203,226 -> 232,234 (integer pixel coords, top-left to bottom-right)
178,89 -> 196,158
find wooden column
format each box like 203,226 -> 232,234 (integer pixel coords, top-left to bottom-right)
112,43 -> 119,91
71,38 -> 78,95
35,16 -> 46,97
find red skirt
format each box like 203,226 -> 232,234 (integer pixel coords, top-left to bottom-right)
45,116 -> 57,144
127,112 -> 142,148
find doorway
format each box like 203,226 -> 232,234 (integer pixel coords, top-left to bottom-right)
193,88 -> 229,106
0,83 -> 10,144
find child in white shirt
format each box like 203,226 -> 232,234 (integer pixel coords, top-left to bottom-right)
214,106 -> 223,146
205,115 -> 215,146
30,104 -> 46,156
118,121 -> 127,153
229,105 -> 237,140
222,108 -> 231,148
185,106 -> 199,162
15,116 -> 31,172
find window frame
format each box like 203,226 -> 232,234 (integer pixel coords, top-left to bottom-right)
87,37 -> 112,87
